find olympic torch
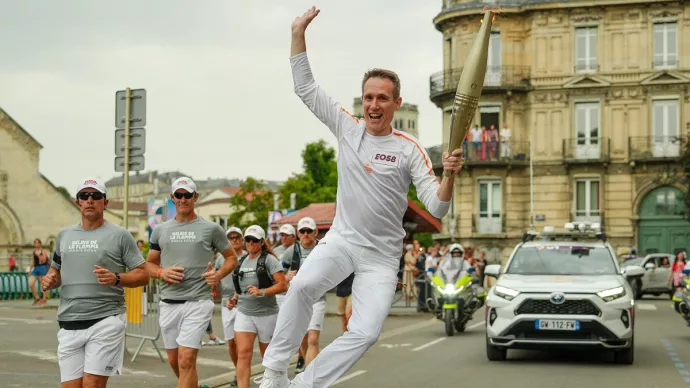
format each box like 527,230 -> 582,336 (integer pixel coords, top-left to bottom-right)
444,9 -> 496,177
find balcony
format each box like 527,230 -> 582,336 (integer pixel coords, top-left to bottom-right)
563,137 -> 610,164
629,136 -> 686,162
462,140 -> 529,167
429,66 -> 531,103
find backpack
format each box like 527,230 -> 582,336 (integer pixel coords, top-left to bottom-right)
232,251 -> 274,294
284,240 -> 320,272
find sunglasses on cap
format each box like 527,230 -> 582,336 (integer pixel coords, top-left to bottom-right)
299,228 -> 314,234
244,237 -> 261,243
77,192 -> 105,201
173,192 -> 195,199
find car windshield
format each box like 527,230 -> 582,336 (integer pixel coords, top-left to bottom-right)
506,245 -> 617,275
620,258 -> 644,267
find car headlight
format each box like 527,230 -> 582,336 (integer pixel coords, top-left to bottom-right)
494,285 -> 520,301
597,286 -> 626,302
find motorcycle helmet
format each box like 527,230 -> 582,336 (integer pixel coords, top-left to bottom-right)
449,243 -> 464,257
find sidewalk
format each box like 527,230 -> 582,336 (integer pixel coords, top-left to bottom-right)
1,291 -> 425,317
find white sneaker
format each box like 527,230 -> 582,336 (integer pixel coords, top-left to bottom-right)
258,370 -> 290,388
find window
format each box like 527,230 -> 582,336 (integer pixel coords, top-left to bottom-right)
652,99 -> 680,157
575,179 -> 600,219
478,180 -> 501,234
575,27 -> 597,72
656,190 -> 680,215
654,22 -> 677,68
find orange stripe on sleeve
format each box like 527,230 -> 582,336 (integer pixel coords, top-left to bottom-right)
394,132 -> 434,176
341,108 -> 360,123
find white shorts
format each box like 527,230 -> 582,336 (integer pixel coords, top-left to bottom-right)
57,313 -> 126,383
221,305 -> 238,341
234,310 -> 278,343
308,299 -> 326,332
159,299 -> 214,350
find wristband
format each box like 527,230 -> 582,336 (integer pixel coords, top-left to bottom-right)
115,273 -> 121,286
157,268 -> 163,279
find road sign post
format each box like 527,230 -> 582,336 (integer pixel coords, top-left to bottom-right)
115,88 -> 146,231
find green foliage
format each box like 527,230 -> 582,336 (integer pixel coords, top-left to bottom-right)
407,183 -> 433,247
278,140 -> 337,209
227,177 -> 276,231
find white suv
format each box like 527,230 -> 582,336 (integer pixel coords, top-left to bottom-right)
483,224 -> 645,364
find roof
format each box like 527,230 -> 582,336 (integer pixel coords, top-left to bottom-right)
41,174 -> 79,211
271,200 -> 442,233
0,107 -> 43,149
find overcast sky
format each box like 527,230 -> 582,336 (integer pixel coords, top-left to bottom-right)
0,0 -> 447,195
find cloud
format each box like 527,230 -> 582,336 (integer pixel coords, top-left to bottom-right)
0,0 -> 445,194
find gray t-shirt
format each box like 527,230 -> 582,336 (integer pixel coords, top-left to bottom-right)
52,220 -> 145,322
236,252 -> 283,316
150,217 -> 231,301
215,249 -> 246,303
273,244 -> 289,258
280,244 -> 325,302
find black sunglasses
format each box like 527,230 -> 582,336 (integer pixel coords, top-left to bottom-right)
299,229 -> 314,234
77,192 -> 104,201
173,192 -> 195,199
244,237 -> 261,243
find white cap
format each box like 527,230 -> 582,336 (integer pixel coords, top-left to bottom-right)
297,217 -> 317,231
226,226 -> 243,237
244,225 -> 266,240
77,178 -> 107,194
171,177 -> 197,193
279,224 -> 296,236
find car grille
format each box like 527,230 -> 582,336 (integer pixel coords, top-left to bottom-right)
515,299 -> 601,316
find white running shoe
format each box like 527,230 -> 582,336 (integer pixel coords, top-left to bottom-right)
258,370 -> 290,388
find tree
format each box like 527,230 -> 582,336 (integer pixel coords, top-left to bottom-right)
407,183 -> 434,248
57,186 -> 71,199
226,177 -> 276,232
278,140 -> 338,209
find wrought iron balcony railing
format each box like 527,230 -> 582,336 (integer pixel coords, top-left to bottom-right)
629,136 -> 686,161
429,66 -> 531,100
462,140 -> 529,166
563,137 -> 610,163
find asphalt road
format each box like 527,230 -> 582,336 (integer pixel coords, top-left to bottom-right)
1,297 -> 690,388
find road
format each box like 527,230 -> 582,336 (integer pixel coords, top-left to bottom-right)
0,297 -> 688,387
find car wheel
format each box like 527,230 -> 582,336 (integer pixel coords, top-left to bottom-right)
613,336 -> 634,365
486,334 -> 507,361
632,280 -> 642,300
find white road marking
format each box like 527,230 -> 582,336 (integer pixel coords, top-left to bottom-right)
380,343 -> 411,348
411,337 -> 447,352
138,348 -> 234,369
7,350 -> 165,378
468,320 -> 486,330
333,370 -> 367,385
637,303 -> 658,311
377,318 -> 437,341
0,317 -> 52,325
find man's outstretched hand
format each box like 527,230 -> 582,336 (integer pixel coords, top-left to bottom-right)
292,6 -> 320,35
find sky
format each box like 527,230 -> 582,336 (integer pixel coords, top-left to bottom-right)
0,0 -> 446,195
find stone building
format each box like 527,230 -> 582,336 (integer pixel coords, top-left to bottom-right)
430,0 -> 690,262
353,97 -> 420,138
0,107 -> 88,262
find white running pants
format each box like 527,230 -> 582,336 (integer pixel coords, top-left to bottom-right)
262,233 -> 399,387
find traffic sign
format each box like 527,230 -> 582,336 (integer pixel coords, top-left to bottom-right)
115,128 -> 146,157
115,155 -> 145,172
115,89 -> 146,129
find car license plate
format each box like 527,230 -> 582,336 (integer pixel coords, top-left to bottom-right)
535,319 -> 580,331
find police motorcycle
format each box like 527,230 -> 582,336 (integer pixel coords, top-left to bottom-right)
673,268 -> 690,325
426,244 -> 487,336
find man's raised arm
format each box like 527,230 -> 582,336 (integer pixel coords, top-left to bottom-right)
289,6 -> 356,141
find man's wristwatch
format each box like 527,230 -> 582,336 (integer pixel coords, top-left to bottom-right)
260,289 -> 266,297
115,273 -> 121,286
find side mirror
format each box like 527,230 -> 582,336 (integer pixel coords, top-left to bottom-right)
624,266 -> 645,278
644,263 -> 656,270
484,264 -> 501,278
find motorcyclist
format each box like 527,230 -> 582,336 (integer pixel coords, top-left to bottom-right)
439,243 -> 472,275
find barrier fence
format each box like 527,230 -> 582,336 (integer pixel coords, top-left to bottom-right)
124,279 -> 165,363
0,272 -> 60,300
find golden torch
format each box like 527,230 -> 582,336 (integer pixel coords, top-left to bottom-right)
444,9 -> 496,177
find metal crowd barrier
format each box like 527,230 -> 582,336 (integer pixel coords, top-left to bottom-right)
0,272 -> 59,300
124,279 -> 164,363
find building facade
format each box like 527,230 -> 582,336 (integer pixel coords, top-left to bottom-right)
353,97 -> 420,138
0,107 -> 84,264
431,0 -> 690,262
